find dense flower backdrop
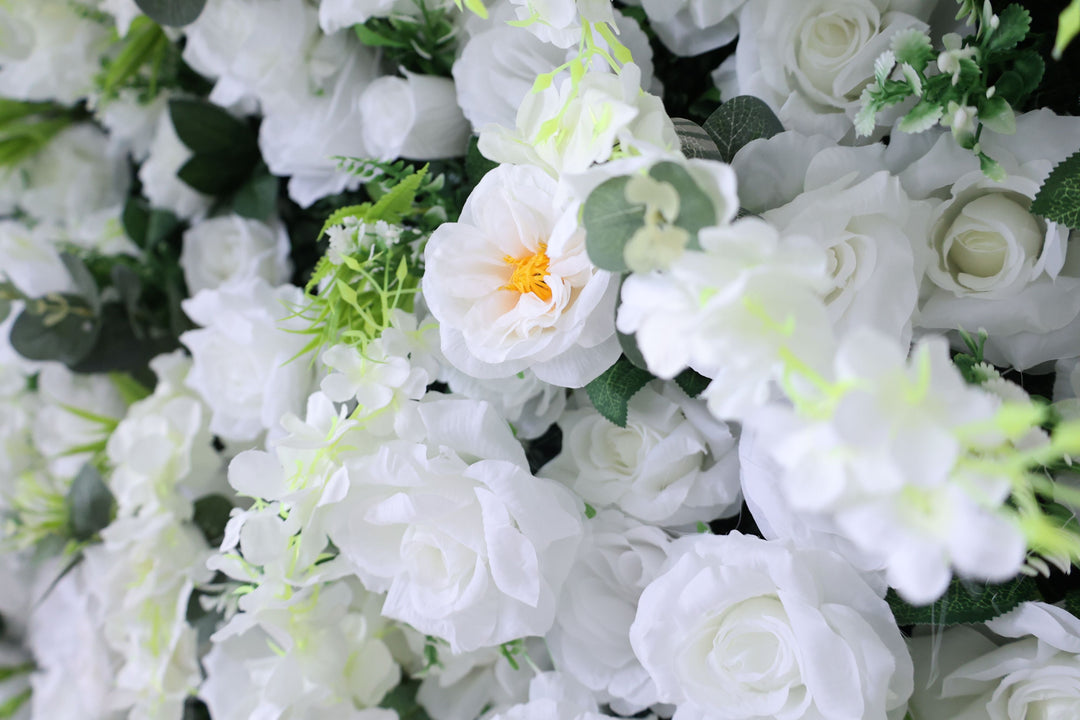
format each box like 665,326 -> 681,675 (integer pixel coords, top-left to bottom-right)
0,0 -> 1079,718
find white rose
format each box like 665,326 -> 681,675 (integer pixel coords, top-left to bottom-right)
360,73 -> 471,162
714,0 -> 933,139
0,0 -> 111,104
888,110 -> 1080,370
629,532 -> 914,720
453,23 -> 572,133
547,510 -> 671,714
139,110 -> 213,221
180,278 -> 317,442
180,214 -> 292,295
542,384 -> 741,526
632,0 -> 743,57
11,124 -> 130,230
423,163 -> 620,388
323,397 -> 584,652
479,63 -> 677,177
490,672 -> 614,720
96,90 -> 168,162
442,365 -> 567,440
908,602 -> 1080,719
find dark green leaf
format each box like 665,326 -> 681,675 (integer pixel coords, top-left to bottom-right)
379,679 -> 433,720
675,368 -> 711,398
177,154 -> 253,196
465,136 -> 498,185
1032,148 -> 1080,230
193,494 -> 234,547
60,253 -> 100,313
10,299 -> 99,366
145,207 -> 182,252
134,0 -> 207,27
355,23 -> 411,48
232,167 -> 279,220
671,117 -> 723,161
703,96 -> 785,163
985,4 -> 1031,54
648,161 -> 716,239
886,575 -> 1041,626
181,698 -> 212,720
122,198 -> 181,250
0,297 -> 10,324
70,303 -> 177,379
168,98 -> 255,157
65,463 -> 115,542
582,176 -> 645,273
111,265 -> 144,337
585,355 -> 655,427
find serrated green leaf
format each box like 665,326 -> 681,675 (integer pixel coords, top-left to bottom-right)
168,98 -> 255,157
582,176 -> 645,273
318,204 -> 372,241
585,355 -> 655,427
66,463 -> 116,542
986,4 -> 1031,54
648,161 -> 716,239
671,118 -> 723,162
368,167 -> 427,224
891,28 -> 935,69
1032,148 -> 1080,230
134,0 -> 207,27
886,575 -> 1041,626
897,99 -> 944,133
675,368 -> 711,398
703,96 -> 785,163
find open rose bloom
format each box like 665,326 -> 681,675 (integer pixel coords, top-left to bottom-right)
1,2 -> 1079,720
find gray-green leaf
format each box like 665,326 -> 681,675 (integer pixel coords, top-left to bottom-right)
134,0 -> 207,27
582,176 -> 645,273
703,96 -> 785,163
66,463 -> 116,542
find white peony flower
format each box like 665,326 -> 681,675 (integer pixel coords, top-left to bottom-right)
617,217 -> 834,420
323,397 -> 584,652
547,510 -> 671,714
360,72 -> 471,161
442,365 -> 567,440
479,63 -> 677,177
630,0 -> 744,57
180,214 -> 292,295
180,278 -> 317,442
541,384 -> 742,526
629,532 -> 914,720
908,602 -> 1080,719
423,163 -> 620,388
139,110 -> 213,221
714,0 -> 935,139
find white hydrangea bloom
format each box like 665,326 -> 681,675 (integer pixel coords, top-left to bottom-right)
617,217 -> 834,421
751,327 -> 1026,604
541,384 -> 741,526
139,110 -> 213,221
489,672 -> 616,720
442,365 -> 567,440
479,63 -> 677,177
359,72 -> 471,162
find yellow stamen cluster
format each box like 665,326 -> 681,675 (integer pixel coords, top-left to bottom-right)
502,244 -> 552,302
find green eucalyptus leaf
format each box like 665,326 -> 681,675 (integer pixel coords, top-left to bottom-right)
672,117 -> 723,161
582,176 -> 645,273
66,462 -> 116,542
70,303 -> 177,379
134,0 -> 207,27
60,253 -> 100,313
10,299 -> 99,366
1031,148 -> 1080,230
168,98 -> 255,157
886,575 -> 1041,627
703,95 -> 785,163
585,355 -> 655,427
648,161 -> 716,239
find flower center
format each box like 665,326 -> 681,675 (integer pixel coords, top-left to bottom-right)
502,243 -> 552,302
